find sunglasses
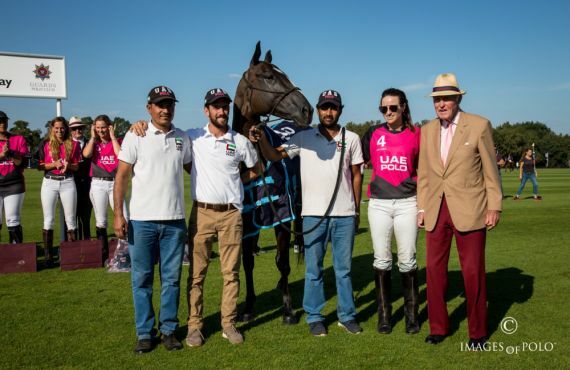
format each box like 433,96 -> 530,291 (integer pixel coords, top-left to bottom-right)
71,127 -> 83,131
379,105 -> 399,114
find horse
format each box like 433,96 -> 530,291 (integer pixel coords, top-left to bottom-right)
232,41 -> 313,324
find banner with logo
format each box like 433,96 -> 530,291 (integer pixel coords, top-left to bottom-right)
0,52 -> 67,99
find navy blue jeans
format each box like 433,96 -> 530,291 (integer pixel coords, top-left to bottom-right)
128,219 -> 186,339
302,216 -> 357,324
516,172 -> 538,196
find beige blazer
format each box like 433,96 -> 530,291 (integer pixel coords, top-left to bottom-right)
417,112 -> 502,232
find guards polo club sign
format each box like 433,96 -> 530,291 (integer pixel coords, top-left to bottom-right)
0,52 -> 67,98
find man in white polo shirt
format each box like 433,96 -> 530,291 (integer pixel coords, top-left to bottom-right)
250,90 -> 364,337
114,85 -> 192,354
185,88 -> 259,346
128,88 -> 259,346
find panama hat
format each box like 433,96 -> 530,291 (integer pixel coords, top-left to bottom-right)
429,73 -> 466,97
68,116 -> 86,128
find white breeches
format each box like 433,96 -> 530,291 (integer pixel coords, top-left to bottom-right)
41,177 -> 77,230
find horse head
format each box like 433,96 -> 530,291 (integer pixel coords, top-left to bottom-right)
233,41 -> 313,136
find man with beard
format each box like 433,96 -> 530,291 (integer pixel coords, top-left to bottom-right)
249,90 -> 364,337
185,88 -> 259,346
129,88 -> 259,346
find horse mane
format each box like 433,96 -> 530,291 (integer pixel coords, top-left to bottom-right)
232,78 -> 260,136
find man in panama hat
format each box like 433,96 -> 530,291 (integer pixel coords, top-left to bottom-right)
417,73 -> 502,348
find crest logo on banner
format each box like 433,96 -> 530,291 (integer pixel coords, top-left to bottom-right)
33,64 -> 52,81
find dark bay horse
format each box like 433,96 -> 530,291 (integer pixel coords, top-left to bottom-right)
232,42 -> 313,324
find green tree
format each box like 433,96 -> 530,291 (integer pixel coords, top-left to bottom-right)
493,121 -> 569,167
112,117 -> 130,137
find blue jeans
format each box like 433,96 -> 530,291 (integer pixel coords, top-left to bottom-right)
128,219 -> 186,339
516,172 -> 538,196
302,216 -> 357,324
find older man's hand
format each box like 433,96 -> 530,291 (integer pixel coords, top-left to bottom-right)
485,210 -> 501,230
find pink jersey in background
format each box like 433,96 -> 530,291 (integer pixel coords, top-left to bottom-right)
39,140 -> 81,176
0,135 -> 29,177
90,138 -> 122,177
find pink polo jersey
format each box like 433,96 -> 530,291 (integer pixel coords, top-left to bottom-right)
90,138 -> 122,178
0,134 -> 29,177
39,140 -> 81,176
361,124 -> 421,199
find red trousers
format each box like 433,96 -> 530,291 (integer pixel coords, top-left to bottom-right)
426,197 -> 488,339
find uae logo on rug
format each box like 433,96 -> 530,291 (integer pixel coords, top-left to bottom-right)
33,64 -> 52,81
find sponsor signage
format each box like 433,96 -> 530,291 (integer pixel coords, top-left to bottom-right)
0,52 -> 67,99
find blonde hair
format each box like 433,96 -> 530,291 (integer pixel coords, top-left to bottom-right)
48,117 -> 73,162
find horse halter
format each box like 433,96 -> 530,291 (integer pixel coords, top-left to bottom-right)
240,68 -> 301,124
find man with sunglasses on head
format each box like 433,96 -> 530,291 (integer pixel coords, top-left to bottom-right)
69,117 -> 92,240
417,73 -> 502,349
250,90 -> 364,337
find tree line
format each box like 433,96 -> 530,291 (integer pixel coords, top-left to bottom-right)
345,120 -> 570,168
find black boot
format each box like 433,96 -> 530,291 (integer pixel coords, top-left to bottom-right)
96,227 -> 109,261
374,268 -> 392,334
8,225 -> 23,244
401,269 -> 420,334
42,229 -> 54,267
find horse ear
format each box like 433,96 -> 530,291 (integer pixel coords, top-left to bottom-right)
251,41 -> 261,66
264,50 -> 272,64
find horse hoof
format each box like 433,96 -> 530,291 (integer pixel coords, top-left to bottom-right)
238,312 -> 255,323
282,314 -> 299,325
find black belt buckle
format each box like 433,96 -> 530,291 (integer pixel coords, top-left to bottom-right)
45,175 -> 66,181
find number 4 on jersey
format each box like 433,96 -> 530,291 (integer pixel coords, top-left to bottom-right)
376,135 -> 386,147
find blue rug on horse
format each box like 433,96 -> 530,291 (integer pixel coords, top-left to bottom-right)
242,122 -> 308,239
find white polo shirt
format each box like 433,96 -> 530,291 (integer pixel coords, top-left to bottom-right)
283,126 -> 363,217
186,124 -> 257,211
118,122 -> 192,221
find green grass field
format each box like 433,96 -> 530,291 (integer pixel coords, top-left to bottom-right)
0,168 -> 569,369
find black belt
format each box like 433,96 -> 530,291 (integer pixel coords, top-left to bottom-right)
194,201 -> 236,212
44,175 -> 72,181
93,177 -> 114,181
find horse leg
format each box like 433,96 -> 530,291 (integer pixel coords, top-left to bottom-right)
239,235 -> 257,322
275,224 -> 299,325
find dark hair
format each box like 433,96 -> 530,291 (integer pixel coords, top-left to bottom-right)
94,114 -> 112,126
380,88 -> 414,132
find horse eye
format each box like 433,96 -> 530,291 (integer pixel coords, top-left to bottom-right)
265,75 -> 274,80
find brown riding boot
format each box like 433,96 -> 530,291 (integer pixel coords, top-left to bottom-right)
401,269 -> 420,334
374,268 -> 392,334
42,229 -> 54,267
67,229 -> 77,242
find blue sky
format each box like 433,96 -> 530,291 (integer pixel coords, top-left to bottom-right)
1,0 -> 569,134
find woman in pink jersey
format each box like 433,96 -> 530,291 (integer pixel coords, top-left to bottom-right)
38,117 -> 81,265
0,111 -> 29,244
361,88 -> 421,335
82,115 -> 126,259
